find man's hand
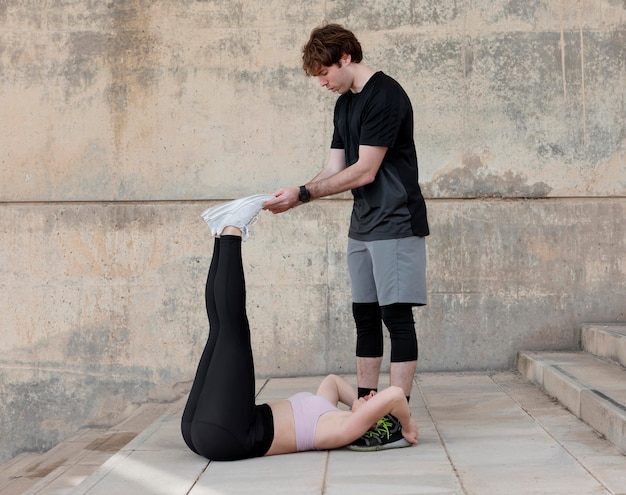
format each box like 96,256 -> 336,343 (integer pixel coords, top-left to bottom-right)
263,187 -> 300,213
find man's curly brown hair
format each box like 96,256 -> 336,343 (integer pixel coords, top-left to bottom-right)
302,23 -> 363,76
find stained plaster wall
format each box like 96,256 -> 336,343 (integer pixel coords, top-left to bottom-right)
0,0 -> 624,461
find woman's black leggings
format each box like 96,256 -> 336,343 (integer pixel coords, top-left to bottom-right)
181,236 -> 273,461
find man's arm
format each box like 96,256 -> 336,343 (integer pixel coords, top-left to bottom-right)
263,145 -> 387,214
311,148 -> 347,183
307,145 -> 386,199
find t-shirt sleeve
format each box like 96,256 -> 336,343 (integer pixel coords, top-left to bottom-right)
330,99 -> 344,149
331,126 -> 344,149
360,85 -> 405,148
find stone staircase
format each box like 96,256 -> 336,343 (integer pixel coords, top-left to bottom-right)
0,401 -> 175,495
519,323 -> 626,454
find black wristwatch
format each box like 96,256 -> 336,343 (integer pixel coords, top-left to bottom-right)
298,185 -> 311,203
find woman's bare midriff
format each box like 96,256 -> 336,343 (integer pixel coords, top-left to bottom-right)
265,399 -> 356,454
264,400 -> 297,456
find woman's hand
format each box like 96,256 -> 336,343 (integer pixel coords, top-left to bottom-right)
402,417 -> 419,445
350,390 -> 376,413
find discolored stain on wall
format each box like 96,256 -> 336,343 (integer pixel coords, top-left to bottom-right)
425,153 -> 553,198
102,1 -> 161,151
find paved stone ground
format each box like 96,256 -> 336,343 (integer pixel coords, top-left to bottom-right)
13,372 -> 624,495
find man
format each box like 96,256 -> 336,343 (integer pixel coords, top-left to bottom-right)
264,23 -> 429,450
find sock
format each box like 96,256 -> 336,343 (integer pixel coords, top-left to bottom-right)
358,387 -> 377,398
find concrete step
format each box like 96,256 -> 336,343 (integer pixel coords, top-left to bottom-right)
0,402 -> 174,495
0,453 -> 48,495
518,350 -> 626,454
581,323 -> 626,367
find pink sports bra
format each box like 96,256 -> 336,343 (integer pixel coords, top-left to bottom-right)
287,392 -> 340,451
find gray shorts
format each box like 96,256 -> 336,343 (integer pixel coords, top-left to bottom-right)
347,236 -> 427,306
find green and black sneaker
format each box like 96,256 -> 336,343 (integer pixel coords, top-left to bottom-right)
346,414 -> 412,451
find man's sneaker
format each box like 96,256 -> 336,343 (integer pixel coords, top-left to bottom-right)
346,414 -> 412,452
201,194 -> 274,241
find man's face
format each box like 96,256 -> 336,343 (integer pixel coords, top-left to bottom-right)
315,60 -> 352,95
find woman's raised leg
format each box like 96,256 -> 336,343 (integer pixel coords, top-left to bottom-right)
181,237 -> 222,453
183,233 -> 270,460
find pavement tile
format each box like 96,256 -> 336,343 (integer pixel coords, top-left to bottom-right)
1,477 -> 38,495
110,404 -> 172,433
28,463 -> 102,494
325,446 -> 463,495
191,451 -> 327,495
256,375 -> 341,402
76,449 -> 208,495
127,414 -> 188,452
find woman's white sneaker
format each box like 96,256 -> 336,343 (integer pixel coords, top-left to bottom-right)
201,194 -> 274,241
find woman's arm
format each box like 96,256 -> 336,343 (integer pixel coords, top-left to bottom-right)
315,374 -> 358,407
347,386 -> 418,445
314,384 -> 418,450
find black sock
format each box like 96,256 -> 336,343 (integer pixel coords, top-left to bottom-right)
358,387 -> 377,398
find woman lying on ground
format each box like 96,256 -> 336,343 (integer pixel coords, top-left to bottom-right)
181,194 -> 418,461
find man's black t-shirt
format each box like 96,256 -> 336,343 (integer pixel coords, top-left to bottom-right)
331,71 -> 429,241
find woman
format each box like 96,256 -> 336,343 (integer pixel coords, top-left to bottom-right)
181,195 -> 418,461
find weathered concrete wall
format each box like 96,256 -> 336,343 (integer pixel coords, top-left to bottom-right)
0,0 -> 624,462
2,199 -> 624,460
1,1 -> 624,200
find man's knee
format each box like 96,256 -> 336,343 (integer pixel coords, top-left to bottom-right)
381,304 -> 417,362
353,302 -> 383,357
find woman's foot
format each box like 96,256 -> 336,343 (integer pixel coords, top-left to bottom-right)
201,194 -> 274,241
